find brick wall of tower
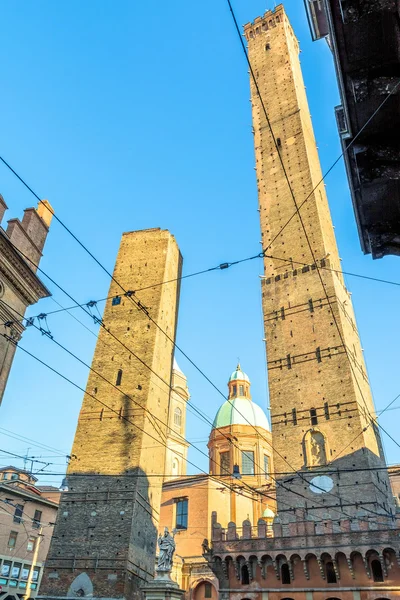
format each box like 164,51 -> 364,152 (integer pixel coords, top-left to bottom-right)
244,6 -> 394,522
39,229 -> 182,600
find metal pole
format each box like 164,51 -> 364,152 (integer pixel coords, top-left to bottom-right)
23,526 -> 43,600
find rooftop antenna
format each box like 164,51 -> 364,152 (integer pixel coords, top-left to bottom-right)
23,448 -> 31,471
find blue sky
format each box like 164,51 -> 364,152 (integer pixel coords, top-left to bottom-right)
0,0 -> 399,485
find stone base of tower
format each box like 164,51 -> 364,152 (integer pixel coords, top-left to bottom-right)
39,472 -> 161,600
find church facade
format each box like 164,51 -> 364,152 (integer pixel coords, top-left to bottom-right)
159,364 -> 275,600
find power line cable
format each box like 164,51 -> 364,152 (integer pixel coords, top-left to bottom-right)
0,427 -> 68,455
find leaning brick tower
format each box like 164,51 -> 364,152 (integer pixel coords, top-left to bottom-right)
40,228 -> 182,600
244,5 -> 394,524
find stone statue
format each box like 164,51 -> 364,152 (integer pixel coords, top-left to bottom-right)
157,527 -> 176,571
202,539 -> 210,555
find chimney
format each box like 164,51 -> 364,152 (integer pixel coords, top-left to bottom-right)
0,194 -> 8,224
36,199 -> 53,228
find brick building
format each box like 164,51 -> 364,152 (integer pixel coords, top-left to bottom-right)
39,228 -> 182,600
205,5 -> 400,600
0,197 -> 52,404
0,466 -> 59,600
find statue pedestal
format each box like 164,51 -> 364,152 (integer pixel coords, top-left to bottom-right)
141,571 -> 185,600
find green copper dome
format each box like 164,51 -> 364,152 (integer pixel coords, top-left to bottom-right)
229,363 -> 250,383
212,397 -> 270,431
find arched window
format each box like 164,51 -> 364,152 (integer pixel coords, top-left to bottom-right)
174,407 -> 182,429
172,459 -> 179,475
371,559 -> 384,582
116,369 -> 122,386
325,562 -> 337,583
241,565 -> 249,585
281,563 -> 291,584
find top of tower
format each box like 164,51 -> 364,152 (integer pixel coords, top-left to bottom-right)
243,4 -> 285,32
173,357 -> 184,375
229,363 -> 250,384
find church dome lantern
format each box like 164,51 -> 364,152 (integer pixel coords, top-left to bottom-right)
228,363 -> 251,400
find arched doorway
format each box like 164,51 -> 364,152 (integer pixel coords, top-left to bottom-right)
192,581 -> 216,600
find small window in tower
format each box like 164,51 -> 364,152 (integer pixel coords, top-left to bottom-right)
324,402 -> 330,420
292,408 -> 297,425
265,43 -> 271,50
281,563 -> 291,584
325,562 -> 337,583
277,137 -> 282,148
232,384 -> 237,397
371,559 -> 384,582
116,369 -> 123,386
239,385 -> 245,397
175,498 -> 188,530
112,296 -> 121,306
264,455 -> 269,478
310,408 -> 318,425
220,451 -> 230,476
174,407 -> 182,431
204,583 -> 212,599
241,564 -> 250,585
242,451 -> 255,476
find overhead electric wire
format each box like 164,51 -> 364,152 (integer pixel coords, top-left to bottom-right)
7,464 -> 400,478
0,426 -> 68,455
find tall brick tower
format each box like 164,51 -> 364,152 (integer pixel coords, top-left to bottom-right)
40,229 -> 182,600
244,6 -> 394,524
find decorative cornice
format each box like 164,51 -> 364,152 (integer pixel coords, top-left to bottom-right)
0,229 -> 50,305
